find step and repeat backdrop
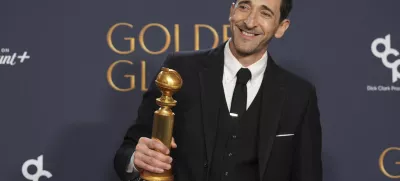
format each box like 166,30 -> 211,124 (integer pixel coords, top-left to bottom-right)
1,0 -> 399,180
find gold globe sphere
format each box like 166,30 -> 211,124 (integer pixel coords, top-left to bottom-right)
155,67 -> 183,107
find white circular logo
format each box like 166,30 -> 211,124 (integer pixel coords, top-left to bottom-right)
371,34 -> 400,83
22,155 -> 52,181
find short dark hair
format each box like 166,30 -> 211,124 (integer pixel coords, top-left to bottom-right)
279,0 -> 292,21
235,0 -> 293,22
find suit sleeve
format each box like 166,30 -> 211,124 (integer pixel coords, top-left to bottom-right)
291,86 -> 323,181
113,53 -> 176,181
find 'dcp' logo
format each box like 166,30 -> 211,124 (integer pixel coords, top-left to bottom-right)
22,155 -> 52,181
371,34 -> 400,83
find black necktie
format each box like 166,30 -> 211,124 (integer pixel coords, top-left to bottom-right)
230,68 -> 251,119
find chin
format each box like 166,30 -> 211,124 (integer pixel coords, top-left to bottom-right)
236,46 -> 257,56
232,40 -> 258,55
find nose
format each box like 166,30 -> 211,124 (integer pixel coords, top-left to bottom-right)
244,10 -> 258,29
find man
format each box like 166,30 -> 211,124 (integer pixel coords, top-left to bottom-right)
114,0 -> 322,180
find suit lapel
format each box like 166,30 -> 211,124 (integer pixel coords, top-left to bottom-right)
198,43 -> 225,166
258,55 -> 287,180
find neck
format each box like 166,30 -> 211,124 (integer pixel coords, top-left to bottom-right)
229,40 -> 267,67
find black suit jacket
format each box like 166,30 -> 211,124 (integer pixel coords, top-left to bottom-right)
114,42 -> 322,181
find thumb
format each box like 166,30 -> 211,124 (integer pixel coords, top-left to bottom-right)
171,137 -> 177,148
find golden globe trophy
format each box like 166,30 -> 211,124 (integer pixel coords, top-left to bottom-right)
140,67 -> 182,181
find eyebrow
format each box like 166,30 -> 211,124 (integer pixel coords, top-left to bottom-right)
237,0 -> 275,16
260,5 -> 275,16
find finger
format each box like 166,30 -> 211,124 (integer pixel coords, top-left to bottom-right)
148,139 -> 170,155
137,151 -> 171,171
136,142 -> 172,164
171,137 -> 177,148
145,148 -> 173,164
137,141 -> 173,164
134,157 -> 164,173
135,142 -> 151,155
139,137 -> 151,145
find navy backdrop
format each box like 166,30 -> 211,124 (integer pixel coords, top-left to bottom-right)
1,0 -> 399,180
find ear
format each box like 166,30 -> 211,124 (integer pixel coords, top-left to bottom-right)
274,19 -> 290,38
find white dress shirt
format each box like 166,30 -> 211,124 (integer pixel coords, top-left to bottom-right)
223,39 -> 268,111
126,39 -> 268,173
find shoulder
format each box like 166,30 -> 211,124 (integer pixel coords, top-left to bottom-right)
274,61 -> 317,97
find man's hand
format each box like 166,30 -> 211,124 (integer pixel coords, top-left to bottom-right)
133,137 -> 177,173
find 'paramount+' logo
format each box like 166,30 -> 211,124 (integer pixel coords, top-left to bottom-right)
369,34 -> 400,92
0,48 -> 30,66
22,155 -> 52,181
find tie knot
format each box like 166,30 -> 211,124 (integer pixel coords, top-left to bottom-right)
236,68 -> 251,85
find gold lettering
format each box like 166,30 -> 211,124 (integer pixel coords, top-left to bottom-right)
139,23 -> 171,55
194,24 -> 219,50
107,60 -> 135,92
141,60 -> 148,91
175,24 -> 180,52
223,25 -> 231,42
379,147 -> 400,179
107,23 -> 135,55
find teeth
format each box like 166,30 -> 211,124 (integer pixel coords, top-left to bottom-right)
242,31 -> 255,36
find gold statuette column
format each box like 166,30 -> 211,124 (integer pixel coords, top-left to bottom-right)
140,67 -> 182,181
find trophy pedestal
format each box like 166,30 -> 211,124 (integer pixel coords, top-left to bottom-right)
140,169 -> 174,181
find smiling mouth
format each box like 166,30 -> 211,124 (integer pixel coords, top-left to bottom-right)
238,27 -> 260,37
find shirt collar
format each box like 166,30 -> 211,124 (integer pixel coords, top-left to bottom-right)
223,39 -> 268,85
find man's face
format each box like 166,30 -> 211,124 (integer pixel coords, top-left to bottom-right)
229,0 -> 290,55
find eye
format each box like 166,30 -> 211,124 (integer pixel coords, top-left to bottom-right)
261,11 -> 272,17
238,4 -> 250,11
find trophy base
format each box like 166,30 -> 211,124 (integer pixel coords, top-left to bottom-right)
140,170 -> 174,181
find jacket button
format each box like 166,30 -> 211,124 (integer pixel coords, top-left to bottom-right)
203,161 -> 208,168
